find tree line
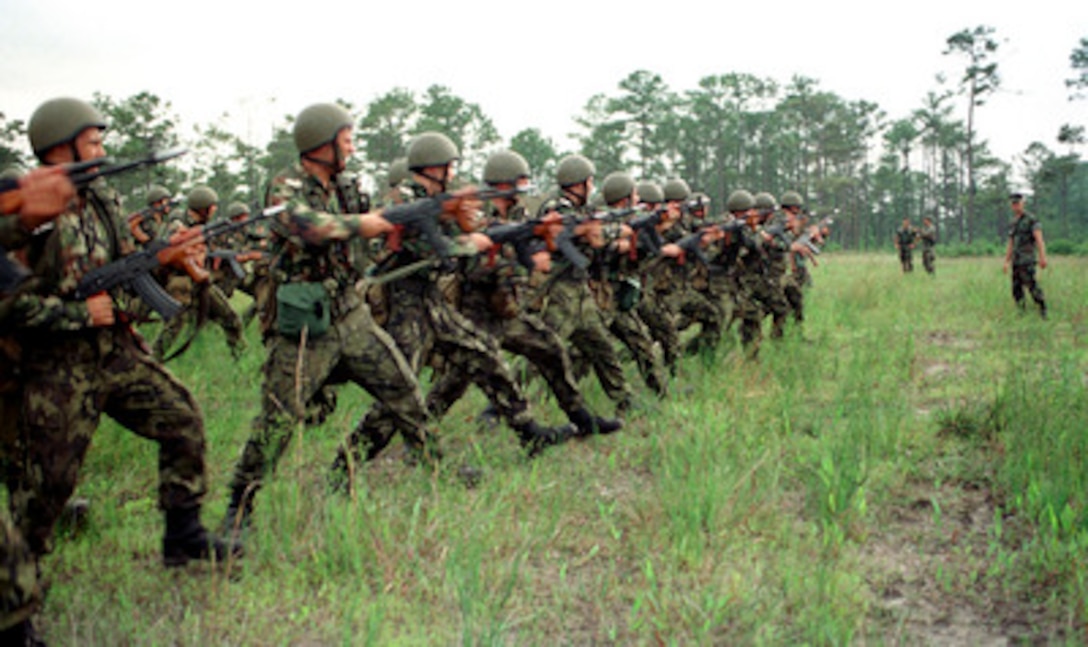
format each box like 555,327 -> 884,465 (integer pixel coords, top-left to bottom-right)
2,27 -> 1085,252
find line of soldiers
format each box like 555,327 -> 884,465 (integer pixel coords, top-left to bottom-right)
894,216 -> 937,274
0,98 -> 832,645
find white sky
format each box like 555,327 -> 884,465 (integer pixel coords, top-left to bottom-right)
1,0 -> 1085,175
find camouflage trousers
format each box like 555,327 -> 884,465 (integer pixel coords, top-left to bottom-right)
607,307 -> 667,397
899,249 -> 914,273
1011,264 -> 1046,313
426,288 -> 584,419
534,278 -> 630,414
9,326 -> 207,556
676,274 -> 731,355
229,298 -> 433,497
922,248 -> 936,275
0,510 -> 40,631
154,279 -> 245,360
371,275 -> 536,436
736,271 -> 789,352
637,289 -> 682,374
784,273 -> 805,324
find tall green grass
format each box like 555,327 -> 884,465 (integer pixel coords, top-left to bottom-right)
31,253 -> 1088,644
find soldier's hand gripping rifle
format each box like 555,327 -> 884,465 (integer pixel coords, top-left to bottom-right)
484,211 -> 591,271
75,204 -> 285,319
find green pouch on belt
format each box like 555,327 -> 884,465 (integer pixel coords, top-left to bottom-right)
276,282 -> 331,338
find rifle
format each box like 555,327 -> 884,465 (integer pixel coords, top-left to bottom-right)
127,197 -> 181,224
381,186 -> 533,261
75,204 -> 285,319
484,214 -> 591,271
674,231 -> 709,266
208,249 -> 250,280
0,149 -> 187,198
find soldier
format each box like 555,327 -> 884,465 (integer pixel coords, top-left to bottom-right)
753,192 -> 793,339
341,132 -> 571,469
221,103 -> 446,530
152,185 -> 247,361
718,189 -> 771,356
1003,193 -> 1048,319
128,184 -> 175,245
3,97 -> 238,583
919,216 -> 937,275
780,191 -> 816,325
422,149 -> 621,438
894,218 -> 916,273
528,155 -> 633,419
595,172 -> 668,397
0,164 -> 76,646
673,188 -> 729,357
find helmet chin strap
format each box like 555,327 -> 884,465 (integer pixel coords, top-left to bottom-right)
416,166 -> 449,193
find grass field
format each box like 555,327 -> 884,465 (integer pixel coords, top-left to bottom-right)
33,253 -> 1088,645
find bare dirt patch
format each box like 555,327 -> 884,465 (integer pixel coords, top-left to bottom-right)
862,480 -> 1065,645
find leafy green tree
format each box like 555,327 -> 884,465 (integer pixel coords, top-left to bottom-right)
415,85 -> 499,182
91,92 -> 183,205
356,87 -> 418,182
509,128 -> 558,190
573,93 -> 626,183
1067,36 -> 1088,100
944,25 -> 1001,243
0,113 -> 28,171
606,70 -> 676,179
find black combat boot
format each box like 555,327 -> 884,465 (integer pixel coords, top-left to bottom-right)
568,408 -> 623,438
513,420 -> 573,457
164,506 -> 243,568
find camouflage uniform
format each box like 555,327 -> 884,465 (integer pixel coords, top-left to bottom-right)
895,224 -> 916,273
424,201 -> 602,431
675,210 -> 731,355
2,180 -> 212,558
759,215 -> 793,338
354,182 -> 566,455
225,165 -> 436,516
1007,212 -> 1046,315
919,220 -> 937,275
528,197 -> 632,415
601,217 -> 667,396
152,210 -> 246,360
0,215 -> 43,639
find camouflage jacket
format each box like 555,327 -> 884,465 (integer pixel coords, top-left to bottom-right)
6,179 -> 135,331
1008,213 -> 1041,266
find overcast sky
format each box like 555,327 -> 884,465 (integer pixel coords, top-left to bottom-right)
2,0 -> 1085,178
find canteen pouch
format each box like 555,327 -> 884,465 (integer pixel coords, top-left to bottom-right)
276,282 -> 331,339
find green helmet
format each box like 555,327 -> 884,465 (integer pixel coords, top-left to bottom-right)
601,172 -> 636,205
146,184 -> 171,205
662,178 -> 691,202
556,154 -> 595,188
780,190 -> 804,208
293,103 -> 353,154
725,189 -> 755,212
187,185 -> 219,211
754,192 -> 777,211
407,132 -> 459,170
483,150 -> 530,185
387,157 -> 409,187
636,180 -> 664,204
28,97 -> 107,160
226,201 -> 250,219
